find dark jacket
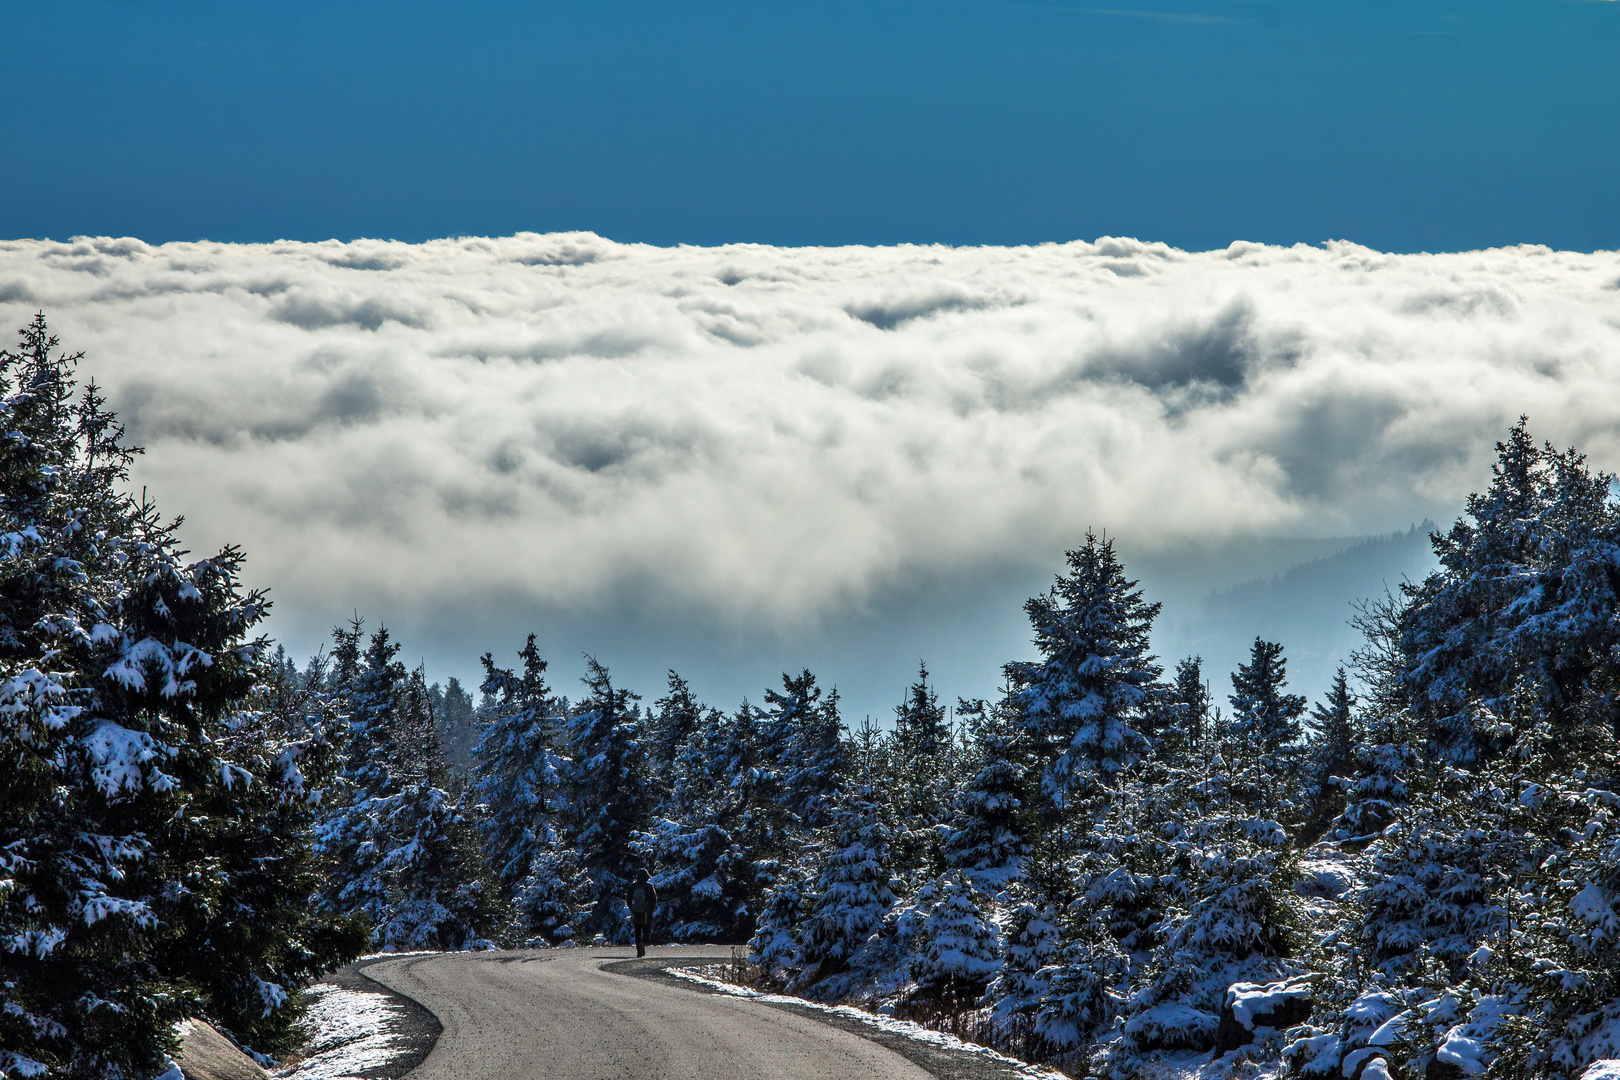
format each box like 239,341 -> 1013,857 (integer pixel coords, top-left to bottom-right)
628,880 -> 658,921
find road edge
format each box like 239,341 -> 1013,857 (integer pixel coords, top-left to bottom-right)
601,957 -> 1060,1080
322,955 -> 445,1079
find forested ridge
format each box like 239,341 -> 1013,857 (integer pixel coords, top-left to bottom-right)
4,317 -> 1620,1080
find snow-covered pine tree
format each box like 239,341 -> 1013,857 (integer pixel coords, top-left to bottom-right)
315,623 -> 494,950
0,316 -> 359,1077
431,675 -> 477,774
941,696 -> 1028,894
162,651 -> 366,1057
890,663 -> 952,876
313,621 -> 407,932
373,667 -> 498,950
1006,530 -> 1162,832
986,898 -> 1065,1058
760,669 -> 847,834
472,635 -> 578,942
1298,422 -> 1620,1079
798,784 -> 895,992
1333,591 -> 1417,842
565,656 -> 653,944
1228,637 -> 1308,820
750,867 -> 809,987
1159,655 -> 1212,759
647,670 -> 704,784
636,677 -> 761,942
1115,706 -> 1302,1062
1302,667 -> 1358,835
909,871 -> 1002,1009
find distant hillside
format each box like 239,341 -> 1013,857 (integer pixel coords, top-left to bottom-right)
1144,524 -> 1439,709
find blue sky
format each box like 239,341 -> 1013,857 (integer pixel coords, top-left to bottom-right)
5,3 -> 1618,720
5,0 -> 1618,252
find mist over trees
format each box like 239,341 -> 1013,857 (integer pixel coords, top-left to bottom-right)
6,316 -> 1620,1080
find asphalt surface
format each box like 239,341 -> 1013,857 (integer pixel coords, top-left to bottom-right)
355,946 -> 980,1080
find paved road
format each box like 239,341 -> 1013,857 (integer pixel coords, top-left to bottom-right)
360,946 -> 937,1080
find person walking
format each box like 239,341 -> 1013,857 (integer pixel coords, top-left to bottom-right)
628,868 -> 658,957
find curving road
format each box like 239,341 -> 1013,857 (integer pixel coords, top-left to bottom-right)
358,946 -> 940,1080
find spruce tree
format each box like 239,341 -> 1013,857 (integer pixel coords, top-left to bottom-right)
799,786 -> 894,990
566,656 -> 653,943
892,663 -> 951,862
472,635 -> 574,940
0,316 -> 359,1076
760,669 -> 846,834
941,696 -> 1028,893
1229,637 -> 1307,759
315,624 -> 493,950
1161,655 -> 1212,758
1228,637 -> 1308,820
637,678 -> 760,941
909,871 -> 1002,1009
1006,530 -> 1162,825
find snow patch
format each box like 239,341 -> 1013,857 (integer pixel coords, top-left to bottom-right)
272,983 -> 414,1080
667,967 -> 1068,1079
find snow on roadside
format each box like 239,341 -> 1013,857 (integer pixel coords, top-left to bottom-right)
273,983 -> 415,1080
667,967 -> 1068,1080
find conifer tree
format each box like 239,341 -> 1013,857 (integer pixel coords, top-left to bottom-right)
431,675 -> 477,773
892,663 -> 951,867
987,900 -> 1064,1055
0,316 -> 359,1076
909,871 -> 1002,1008
941,696 -> 1028,893
1160,655 -> 1212,758
637,679 -> 761,941
750,868 -> 809,986
472,635 -> 574,940
1006,530 -> 1162,825
799,786 -> 894,989
566,656 -> 653,943
316,624 -> 494,950
1229,637 -> 1307,759
760,669 -> 847,834
647,670 -> 705,783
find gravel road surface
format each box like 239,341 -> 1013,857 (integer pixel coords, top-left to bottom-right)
357,946 -> 943,1080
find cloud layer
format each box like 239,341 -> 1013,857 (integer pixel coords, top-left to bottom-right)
3,233 -> 1618,687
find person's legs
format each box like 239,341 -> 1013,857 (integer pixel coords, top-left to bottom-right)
634,917 -> 648,956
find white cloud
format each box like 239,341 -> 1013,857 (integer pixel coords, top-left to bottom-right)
3,232 -> 1618,662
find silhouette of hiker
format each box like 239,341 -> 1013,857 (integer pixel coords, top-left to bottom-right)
628,869 -> 657,957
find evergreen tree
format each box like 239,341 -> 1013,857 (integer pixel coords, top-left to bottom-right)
472,635 -> 574,940
1229,637 -> 1307,758
941,696 -> 1028,893
1228,637 -> 1308,820
316,623 -> 494,950
1006,530 -> 1162,824
1160,655 -> 1212,758
799,787 -> 894,988
750,868 -> 809,986
760,669 -> 847,834
909,871 -> 1002,1008
1302,667 -> 1358,834
637,680 -> 761,942
647,670 -> 705,782
987,899 -> 1064,1056
892,662 -> 951,862
432,675 -> 477,773
0,316 -> 359,1077
566,656 -> 653,943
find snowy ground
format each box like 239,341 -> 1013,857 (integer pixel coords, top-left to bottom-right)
670,966 -> 1070,1080
272,982 -> 416,1080
670,967 -> 1303,1080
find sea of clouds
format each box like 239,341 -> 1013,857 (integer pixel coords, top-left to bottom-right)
2,233 -> 1617,701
